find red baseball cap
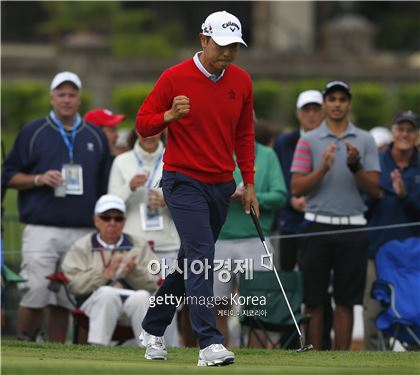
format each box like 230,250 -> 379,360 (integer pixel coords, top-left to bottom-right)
84,109 -> 126,127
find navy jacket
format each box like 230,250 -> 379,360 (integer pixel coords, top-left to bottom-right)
2,115 -> 110,227
273,129 -> 304,233
366,145 -> 420,258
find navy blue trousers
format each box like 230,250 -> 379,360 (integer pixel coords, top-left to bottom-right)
142,171 -> 236,348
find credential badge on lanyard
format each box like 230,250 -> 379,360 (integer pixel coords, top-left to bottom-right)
51,111 -> 84,195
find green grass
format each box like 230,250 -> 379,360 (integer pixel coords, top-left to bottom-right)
1,340 -> 420,375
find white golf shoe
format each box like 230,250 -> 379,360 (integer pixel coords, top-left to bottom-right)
197,344 -> 235,366
140,331 -> 167,360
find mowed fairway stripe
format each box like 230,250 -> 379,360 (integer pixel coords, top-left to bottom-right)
2,340 -> 420,375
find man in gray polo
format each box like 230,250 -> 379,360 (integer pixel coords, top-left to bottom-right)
290,80 -> 380,350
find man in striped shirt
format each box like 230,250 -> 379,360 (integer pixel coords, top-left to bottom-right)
290,81 -> 380,350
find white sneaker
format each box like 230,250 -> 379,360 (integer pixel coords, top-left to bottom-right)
139,331 -> 167,360
197,344 -> 235,366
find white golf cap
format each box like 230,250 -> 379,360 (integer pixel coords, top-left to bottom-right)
369,126 -> 393,148
201,11 -> 247,47
50,71 -> 82,91
94,194 -> 126,214
296,90 -> 323,109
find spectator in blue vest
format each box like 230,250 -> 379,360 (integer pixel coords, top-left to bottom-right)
273,90 -> 324,270
2,71 -> 110,343
363,111 -> 420,350
273,89 -> 334,349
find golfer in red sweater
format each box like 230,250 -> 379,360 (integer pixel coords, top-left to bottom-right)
137,10 -> 258,366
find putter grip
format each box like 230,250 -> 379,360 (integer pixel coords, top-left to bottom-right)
250,206 -> 265,242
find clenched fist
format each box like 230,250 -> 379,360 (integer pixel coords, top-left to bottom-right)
164,95 -> 190,122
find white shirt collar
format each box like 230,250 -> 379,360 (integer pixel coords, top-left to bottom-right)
193,52 -> 225,82
96,233 -> 124,250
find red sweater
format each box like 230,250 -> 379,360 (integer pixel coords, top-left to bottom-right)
136,58 -> 255,185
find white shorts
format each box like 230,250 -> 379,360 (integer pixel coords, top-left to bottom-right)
213,237 -> 273,299
18,225 -> 92,309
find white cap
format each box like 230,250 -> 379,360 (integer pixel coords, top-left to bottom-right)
296,90 -> 323,109
369,127 -> 393,148
201,11 -> 247,47
115,129 -> 130,148
94,194 -> 126,214
50,71 -> 82,91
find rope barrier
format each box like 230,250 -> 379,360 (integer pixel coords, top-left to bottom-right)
2,221 -> 419,254
270,222 -> 420,240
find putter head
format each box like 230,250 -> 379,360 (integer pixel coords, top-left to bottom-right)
296,344 -> 314,353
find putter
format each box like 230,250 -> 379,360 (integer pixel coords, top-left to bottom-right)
250,206 -> 314,353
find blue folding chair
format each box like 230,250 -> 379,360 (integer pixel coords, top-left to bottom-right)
371,237 -> 420,351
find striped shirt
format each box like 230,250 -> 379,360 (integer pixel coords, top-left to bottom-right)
292,139 -> 313,174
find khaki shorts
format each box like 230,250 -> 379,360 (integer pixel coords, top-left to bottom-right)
19,225 -> 92,309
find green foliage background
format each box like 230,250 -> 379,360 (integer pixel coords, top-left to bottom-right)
38,2 -> 184,58
2,79 -> 419,138
111,84 -> 155,124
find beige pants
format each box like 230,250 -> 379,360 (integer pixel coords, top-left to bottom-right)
363,259 -> 382,350
81,286 -> 150,346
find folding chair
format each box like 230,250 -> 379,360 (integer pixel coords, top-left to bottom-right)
371,237 -> 420,351
2,264 -> 25,284
239,270 -> 309,349
2,264 -> 25,327
46,272 -> 134,345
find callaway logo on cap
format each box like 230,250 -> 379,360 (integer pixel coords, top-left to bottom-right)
201,11 -> 247,47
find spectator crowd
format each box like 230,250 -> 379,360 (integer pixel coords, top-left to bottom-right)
1,24 -> 419,355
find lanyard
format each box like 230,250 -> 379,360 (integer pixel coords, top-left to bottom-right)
99,249 -> 116,269
133,148 -> 163,189
96,234 -> 124,269
50,111 -> 81,163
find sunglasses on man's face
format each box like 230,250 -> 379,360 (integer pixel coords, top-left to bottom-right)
99,214 -> 125,223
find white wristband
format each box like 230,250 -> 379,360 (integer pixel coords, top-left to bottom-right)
34,174 -> 42,186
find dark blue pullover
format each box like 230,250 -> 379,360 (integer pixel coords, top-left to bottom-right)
366,145 -> 420,258
2,115 -> 110,227
273,130 -> 305,233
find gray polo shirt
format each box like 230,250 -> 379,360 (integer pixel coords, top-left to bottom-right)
291,121 -> 380,216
